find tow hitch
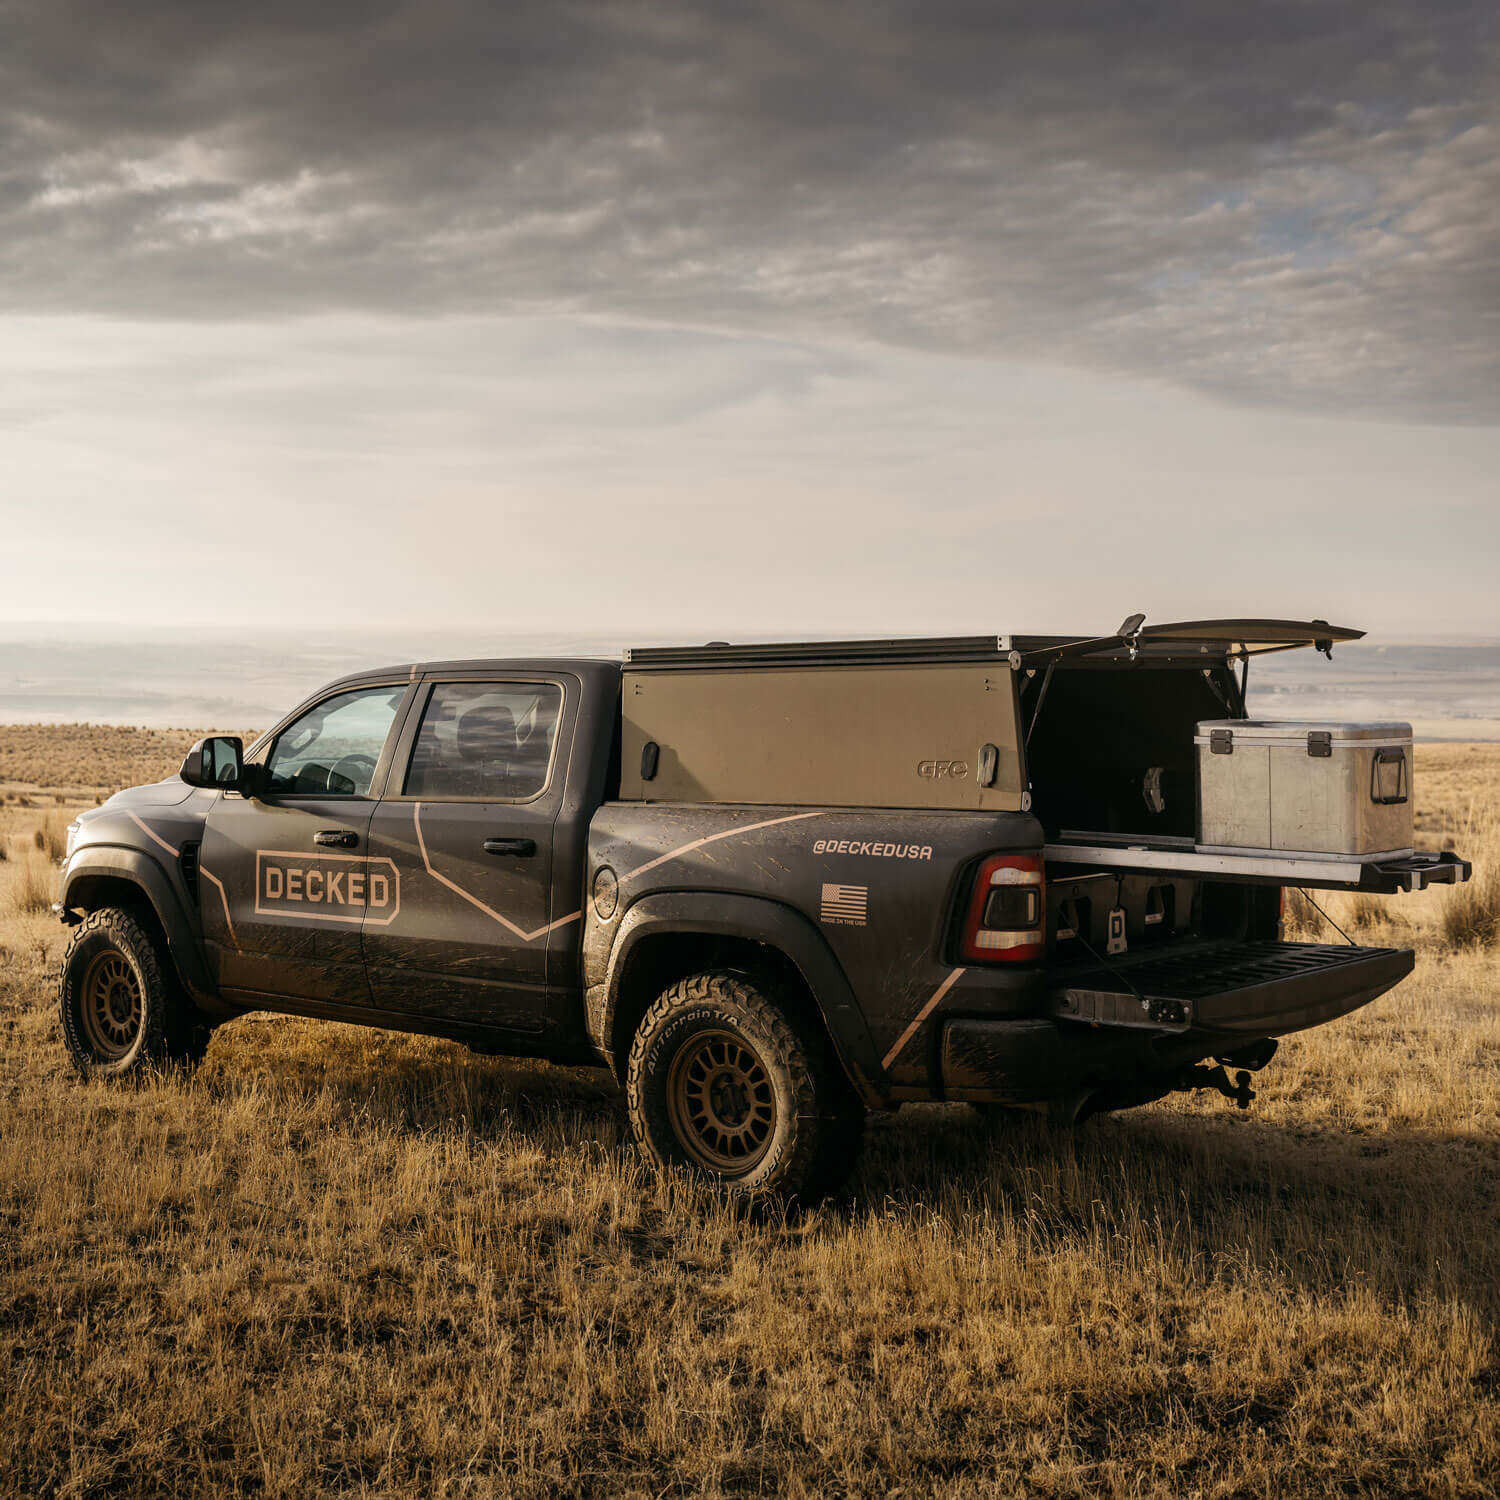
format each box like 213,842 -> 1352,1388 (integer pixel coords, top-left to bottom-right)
1184,1063 -> 1256,1110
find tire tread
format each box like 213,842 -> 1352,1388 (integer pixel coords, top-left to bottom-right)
58,907 -> 208,1076
625,968 -> 863,1201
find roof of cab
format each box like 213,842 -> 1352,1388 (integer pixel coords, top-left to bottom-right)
320,656 -> 621,689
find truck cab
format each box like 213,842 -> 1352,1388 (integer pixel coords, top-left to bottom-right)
55,620 -> 1471,1201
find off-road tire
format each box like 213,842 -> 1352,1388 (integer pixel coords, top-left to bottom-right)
626,969 -> 865,1202
58,908 -> 210,1078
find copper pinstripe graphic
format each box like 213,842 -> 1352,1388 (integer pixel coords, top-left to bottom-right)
617,809 -> 825,884
130,809 -> 239,949
413,804 -> 825,945
127,811 -> 177,858
881,966 -> 968,1070
199,866 -> 237,946
413,802 -> 582,943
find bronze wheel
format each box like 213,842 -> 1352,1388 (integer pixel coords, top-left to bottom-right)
59,907 -> 210,1076
666,1028 -> 776,1175
626,969 -> 866,1201
78,949 -> 143,1060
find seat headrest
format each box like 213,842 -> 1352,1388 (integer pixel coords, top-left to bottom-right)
456,702 -> 517,763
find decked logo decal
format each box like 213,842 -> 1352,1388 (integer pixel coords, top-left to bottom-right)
254,850 -> 401,926
820,883 -> 868,927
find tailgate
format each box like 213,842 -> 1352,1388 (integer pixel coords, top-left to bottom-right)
1050,940 -> 1414,1037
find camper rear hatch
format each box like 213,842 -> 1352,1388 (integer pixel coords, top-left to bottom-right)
1020,617 -> 1470,895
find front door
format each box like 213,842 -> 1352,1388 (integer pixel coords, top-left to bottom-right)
361,675 -> 572,1032
199,681 -> 414,1005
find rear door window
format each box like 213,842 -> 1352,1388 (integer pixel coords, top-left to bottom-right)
403,681 -> 563,800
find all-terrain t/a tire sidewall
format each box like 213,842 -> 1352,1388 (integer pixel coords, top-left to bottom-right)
58,909 -> 174,1078
626,970 -> 840,1201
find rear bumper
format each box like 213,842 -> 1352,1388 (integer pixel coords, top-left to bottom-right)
940,939 -> 1413,1102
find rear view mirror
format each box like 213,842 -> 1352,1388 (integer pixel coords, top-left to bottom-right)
181,735 -> 246,791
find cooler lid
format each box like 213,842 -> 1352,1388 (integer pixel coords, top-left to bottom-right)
1195,719 -> 1413,745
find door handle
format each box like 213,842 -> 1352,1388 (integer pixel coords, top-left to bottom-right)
314,830 -> 359,848
483,837 -> 536,858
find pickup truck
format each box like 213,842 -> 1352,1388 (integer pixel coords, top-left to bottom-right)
55,621 -> 1471,1200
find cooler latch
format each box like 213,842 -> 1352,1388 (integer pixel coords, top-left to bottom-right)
1209,728 -> 1234,755
1307,731 -> 1332,758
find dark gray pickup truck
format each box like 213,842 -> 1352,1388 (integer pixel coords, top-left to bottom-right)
56,622 -> 1471,1199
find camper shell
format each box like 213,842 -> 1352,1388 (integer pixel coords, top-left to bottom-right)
619,622 -> 1463,895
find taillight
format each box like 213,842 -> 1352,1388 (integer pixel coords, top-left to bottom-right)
959,852 -> 1045,963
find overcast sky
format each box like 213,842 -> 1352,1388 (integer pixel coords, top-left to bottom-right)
2,0 -> 1497,640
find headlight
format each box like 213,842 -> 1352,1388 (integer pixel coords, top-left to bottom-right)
66,820 -> 82,859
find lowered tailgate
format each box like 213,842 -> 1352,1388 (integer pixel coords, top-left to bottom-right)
1050,940 -> 1414,1038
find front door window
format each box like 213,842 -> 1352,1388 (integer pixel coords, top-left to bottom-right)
265,686 -> 407,797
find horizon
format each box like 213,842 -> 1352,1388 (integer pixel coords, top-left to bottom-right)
3,628 -> 1499,741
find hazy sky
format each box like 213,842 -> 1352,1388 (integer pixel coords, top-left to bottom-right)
2,1 -> 1497,639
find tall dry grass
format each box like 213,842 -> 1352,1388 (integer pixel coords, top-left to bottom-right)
33,810 -> 69,862
5,853 -> 54,917
1442,798 -> 1500,951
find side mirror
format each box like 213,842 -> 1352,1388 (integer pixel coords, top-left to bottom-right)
181,735 -> 247,792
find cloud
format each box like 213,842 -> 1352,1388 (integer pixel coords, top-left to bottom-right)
1,0 -> 1496,420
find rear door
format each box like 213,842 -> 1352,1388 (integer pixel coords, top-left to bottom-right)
199,680 -> 415,1004
361,673 -> 575,1033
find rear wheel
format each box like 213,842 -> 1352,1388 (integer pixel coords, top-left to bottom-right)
626,969 -> 864,1202
59,908 -> 210,1077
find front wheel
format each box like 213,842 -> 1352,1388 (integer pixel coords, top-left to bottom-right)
58,908 -> 210,1077
625,969 -> 864,1202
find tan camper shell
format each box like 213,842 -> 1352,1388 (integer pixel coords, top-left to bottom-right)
621,656 -> 1026,811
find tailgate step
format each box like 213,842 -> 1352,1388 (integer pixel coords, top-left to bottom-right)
1360,850 -> 1471,892
1051,940 -> 1414,1037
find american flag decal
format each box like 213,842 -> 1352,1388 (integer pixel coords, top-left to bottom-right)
820,883 -> 868,926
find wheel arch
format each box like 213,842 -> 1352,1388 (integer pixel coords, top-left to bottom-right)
60,849 -> 214,1003
599,891 -> 886,1106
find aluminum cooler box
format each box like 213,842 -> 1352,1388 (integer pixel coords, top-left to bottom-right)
1195,721 -> 1414,859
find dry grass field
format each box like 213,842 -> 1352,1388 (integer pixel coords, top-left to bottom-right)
0,724 -> 256,807
1,730 -> 1497,1496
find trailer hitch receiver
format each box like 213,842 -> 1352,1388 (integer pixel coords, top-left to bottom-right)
1184,1063 -> 1256,1110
